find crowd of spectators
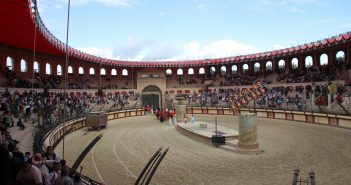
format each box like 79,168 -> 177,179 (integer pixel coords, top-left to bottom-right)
221,76 -> 256,86
0,88 -> 120,185
0,134 -> 86,185
342,93 -> 351,107
276,65 -> 339,84
255,86 -> 306,109
185,78 -> 198,85
170,83 -> 335,110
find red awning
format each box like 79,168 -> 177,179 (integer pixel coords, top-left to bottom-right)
0,0 -> 350,68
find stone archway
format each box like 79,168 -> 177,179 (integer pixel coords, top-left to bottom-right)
142,85 -> 162,109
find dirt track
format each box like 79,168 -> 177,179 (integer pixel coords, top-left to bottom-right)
55,114 -> 351,185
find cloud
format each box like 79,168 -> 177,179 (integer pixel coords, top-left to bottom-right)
78,47 -> 115,59
196,4 -> 207,10
312,18 -> 335,25
288,7 -> 306,13
79,37 -> 261,61
272,44 -> 287,50
244,0 -> 327,12
340,23 -> 351,28
157,11 -> 167,16
112,35 -> 154,60
181,40 -> 259,59
54,4 -> 63,9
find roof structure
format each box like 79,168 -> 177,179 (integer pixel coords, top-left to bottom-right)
1,0 -> 351,67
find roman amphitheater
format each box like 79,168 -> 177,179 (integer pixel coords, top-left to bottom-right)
1,1 -> 351,185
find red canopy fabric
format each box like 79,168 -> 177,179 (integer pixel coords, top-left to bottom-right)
0,0 -> 350,68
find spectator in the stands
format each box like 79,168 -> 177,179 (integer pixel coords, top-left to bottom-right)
73,166 -> 83,185
47,161 -> 61,185
54,166 -> 73,185
8,142 -> 24,179
32,153 -> 50,185
43,146 -> 59,172
16,160 -> 43,185
17,118 -> 25,130
0,143 -> 11,185
24,152 -> 31,162
44,146 -> 58,161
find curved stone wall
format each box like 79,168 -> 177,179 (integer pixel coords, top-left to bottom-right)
186,107 -> 351,129
42,109 -> 145,151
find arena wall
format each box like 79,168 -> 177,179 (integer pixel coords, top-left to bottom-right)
186,107 -> 351,129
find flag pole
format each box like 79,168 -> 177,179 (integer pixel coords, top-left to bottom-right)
63,0 -> 71,160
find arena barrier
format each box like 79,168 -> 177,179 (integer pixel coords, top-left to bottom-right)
42,108 -> 145,150
40,108 -> 145,184
186,107 -> 351,129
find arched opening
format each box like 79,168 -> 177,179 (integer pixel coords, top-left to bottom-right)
111,69 -> 117,76
199,68 -> 205,75
142,85 -> 162,109
209,67 -> 216,75
242,64 -> 249,74
336,51 -> 345,63
320,53 -> 328,66
166,69 -> 172,76
79,67 -> 84,75
278,60 -> 285,69
89,68 -> 95,75
68,66 -> 73,74
33,61 -> 39,73
122,69 -> 128,76
57,65 -> 62,76
188,68 -> 194,75
100,68 -> 106,76
6,57 -> 14,70
220,66 -> 226,76
231,65 -> 237,75
266,61 -> 272,71
305,56 -> 313,68
177,69 -> 183,76
20,59 -> 27,72
254,62 -> 260,73
291,58 -> 298,69
46,63 -> 52,75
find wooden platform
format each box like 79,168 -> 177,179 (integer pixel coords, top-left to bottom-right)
176,122 -> 239,144
176,122 -> 263,155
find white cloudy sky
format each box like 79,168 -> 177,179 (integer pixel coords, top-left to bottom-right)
37,0 -> 350,61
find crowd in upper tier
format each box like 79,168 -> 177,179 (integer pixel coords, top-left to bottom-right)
169,81 -> 350,112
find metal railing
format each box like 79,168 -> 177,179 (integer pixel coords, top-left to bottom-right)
32,106 -> 105,184
32,103 -> 143,184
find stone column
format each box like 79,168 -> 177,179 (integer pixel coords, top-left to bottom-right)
327,93 -> 331,109
238,113 -> 259,150
176,102 -> 187,123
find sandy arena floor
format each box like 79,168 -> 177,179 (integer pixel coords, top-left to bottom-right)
55,114 -> 351,185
